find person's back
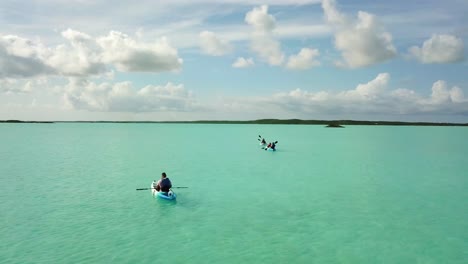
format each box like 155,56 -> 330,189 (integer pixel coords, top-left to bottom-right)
159,177 -> 172,192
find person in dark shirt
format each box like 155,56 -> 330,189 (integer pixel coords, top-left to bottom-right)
154,172 -> 172,192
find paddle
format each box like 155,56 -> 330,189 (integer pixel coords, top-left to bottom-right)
258,135 -> 268,143
136,187 -> 188,190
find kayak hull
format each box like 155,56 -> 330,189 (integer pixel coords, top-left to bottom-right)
151,182 -> 176,200
157,191 -> 176,200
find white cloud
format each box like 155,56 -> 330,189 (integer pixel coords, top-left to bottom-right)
232,57 -> 254,68
63,79 -> 199,112
409,34 -> 465,64
245,5 -> 276,32
341,72 -> 389,99
250,35 -> 284,65
430,80 -> 465,104
0,35 -> 55,78
46,29 -> 106,76
286,48 -> 320,70
199,31 -> 232,56
97,31 -> 183,72
322,0 -> 397,68
0,30 -> 183,80
0,77 -> 52,94
245,5 -> 285,66
260,73 -> 467,115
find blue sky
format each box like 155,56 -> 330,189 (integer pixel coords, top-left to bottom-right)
0,0 -> 467,122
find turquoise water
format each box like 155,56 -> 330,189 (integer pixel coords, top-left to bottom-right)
1,123 -> 467,263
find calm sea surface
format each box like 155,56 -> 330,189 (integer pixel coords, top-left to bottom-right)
0,123 -> 466,263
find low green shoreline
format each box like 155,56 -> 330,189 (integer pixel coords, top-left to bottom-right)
1,119 -> 467,126
0,120 -> 54,123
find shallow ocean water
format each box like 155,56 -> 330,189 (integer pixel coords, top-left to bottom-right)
1,123 -> 466,263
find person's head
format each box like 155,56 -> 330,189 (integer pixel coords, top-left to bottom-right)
161,172 -> 167,178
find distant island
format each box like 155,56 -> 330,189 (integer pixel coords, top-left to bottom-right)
1,119 -> 467,126
326,123 -> 344,128
0,120 -> 54,123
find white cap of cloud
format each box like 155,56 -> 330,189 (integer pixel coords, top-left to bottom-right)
0,35 -> 55,78
1,30 -> 183,78
199,31 -> 232,56
232,57 -> 254,68
267,73 -> 467,115
250,35 -> 284,65
286,48 -> 320,70
338,72 -> 389,100
245,5 -> 285,66
431,80 -> 465,104
354,72 -> 389,98
97,31 -> 183,72
245,5 -> 276,32
409,34 -> 465,64
63,79 -> 197,112
322,0 -> 397,68
46,29 -> 106,76
322,0 -> 347,25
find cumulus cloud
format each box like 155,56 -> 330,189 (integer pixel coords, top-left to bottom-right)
286,48 -> 320,70
97,31 -> 182,72
339,73 -> 389,100
262,73 -> 467,115
0,35 -> 55,78
63,79 -> 198,112
0,77 -> 52,94
409,34 -> 465,64
429,80 -> 465,104
245,5 -> 284,66
47,29 -> 106,76
322,0 -> 397,68
232,57 -> 254,68
0,30 -> 183,80
199,31 -> 232,56
245,5 -> 276,32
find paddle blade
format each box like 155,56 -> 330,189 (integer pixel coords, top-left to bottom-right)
136,188 -> 151,191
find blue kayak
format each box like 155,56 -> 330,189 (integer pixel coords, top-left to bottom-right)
156,190 -> 176,200
151,182 -> 176,200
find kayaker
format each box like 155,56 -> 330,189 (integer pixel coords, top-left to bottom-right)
154,172 -> 172,192
261,138 -> 266,144
271,142 -> 276,150
267,142 -> 272,148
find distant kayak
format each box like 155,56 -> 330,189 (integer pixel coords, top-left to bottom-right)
151,182 -> 176,200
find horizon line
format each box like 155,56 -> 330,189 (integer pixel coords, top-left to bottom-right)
1,119 -> 467,126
